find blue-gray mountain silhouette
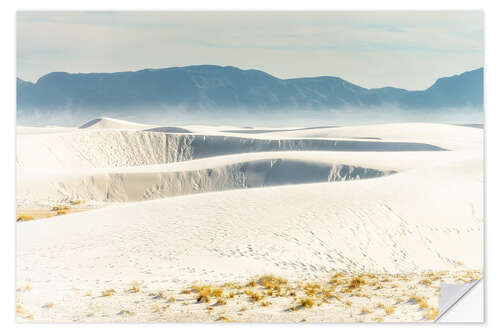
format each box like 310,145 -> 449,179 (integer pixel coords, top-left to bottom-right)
16,65 -> 483,114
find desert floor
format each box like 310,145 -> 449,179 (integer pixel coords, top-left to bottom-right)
16,118 -> 483,322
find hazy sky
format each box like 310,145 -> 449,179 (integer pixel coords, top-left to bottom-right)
17,11 -> 483,90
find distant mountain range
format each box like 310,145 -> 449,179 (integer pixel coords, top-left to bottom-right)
16,65 -> 483,115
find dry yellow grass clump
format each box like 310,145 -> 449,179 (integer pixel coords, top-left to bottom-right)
384,304 -> 395,315
420,278 -> 432,286
245,289 -> 265,303
16,304 -> 25,315
196,286 -> 212,303
16,215 -> 34,222
42,302 -> 54,309
101,289 -> 116,297
17,283 -> 32,292
70,199 -> 85,205
215,298 -> 227,306
117,309 -> 134,316
424,306 -> 439,320
151,304 -> 168,313
300,297 -> 314,308
345,277 -> 367,291
127,281 -> 142,293
408,294 -> 429,309
360,306 -> 372,314
303,283 -> 321,296
212,288 -> 224,298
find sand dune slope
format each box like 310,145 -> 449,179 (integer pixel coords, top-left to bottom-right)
15,119 -> 483,322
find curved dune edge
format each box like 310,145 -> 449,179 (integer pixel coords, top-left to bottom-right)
18,158 -> 396,203
16,129 -> 446,171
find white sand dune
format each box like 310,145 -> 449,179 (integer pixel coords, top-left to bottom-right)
15,118 -> 483,322
18,153 -> 397,202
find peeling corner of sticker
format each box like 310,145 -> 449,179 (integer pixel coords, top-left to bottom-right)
435,278 -> 483,322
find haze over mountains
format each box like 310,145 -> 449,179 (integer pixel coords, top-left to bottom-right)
16,65 -> 483,125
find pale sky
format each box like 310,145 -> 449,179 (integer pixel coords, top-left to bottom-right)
16,11 -> 483,90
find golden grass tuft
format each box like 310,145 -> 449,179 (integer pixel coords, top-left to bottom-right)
215,297 -> 227,306
70,199 -> 85,205
43,302 -> 54,309
300,297 -> 314,308
303,283 -> 321,296
117,309 -> 134,316
420,279 -> 432,286
360,306 -> 372,315
150,291 -> 165,299
261,301 -> 271,307
384,304 -> 395,315
151,304 -> 167,313
345,277 -> 367,291
418,298 -> 429,309
101,289 -> 116,297
196,286 -> 212,303
248,291 -> 265,303
16,304 -> 24,315
424,306 -> 439,320
409,294 -> 429,309
16,215 -> 34,222
127,281 -> 142,293
258,275 -> 288,290
168,296 -> 175,303
246,279 -> 257,287
212,288 -> 223,298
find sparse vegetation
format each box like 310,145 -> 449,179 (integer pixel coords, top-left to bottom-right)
29,270 -> 478,322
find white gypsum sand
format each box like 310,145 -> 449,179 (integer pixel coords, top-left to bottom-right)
15,117 -> 483,322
